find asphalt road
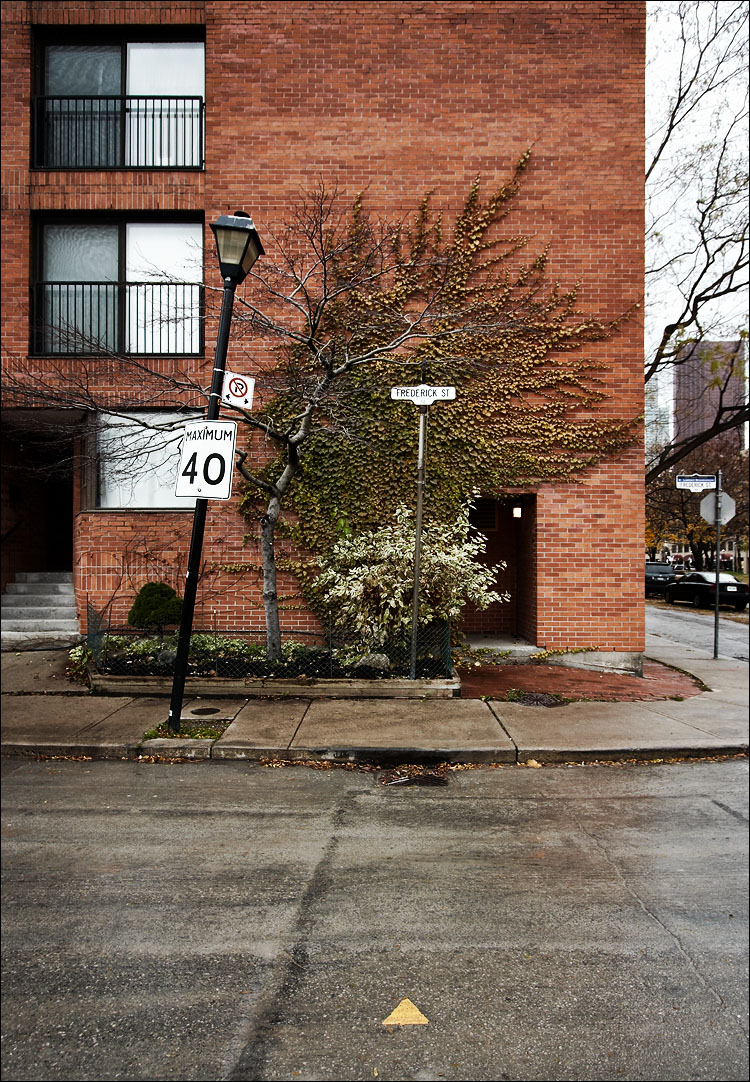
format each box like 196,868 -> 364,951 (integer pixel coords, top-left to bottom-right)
646,601 -> 749,662
1,757 -> 748,1082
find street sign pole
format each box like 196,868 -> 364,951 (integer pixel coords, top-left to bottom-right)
410,405 -> 428,680
713,470 -> 722,660
167,279 -> 236,732
697,477 -> 737,661
390,383 -> 456,679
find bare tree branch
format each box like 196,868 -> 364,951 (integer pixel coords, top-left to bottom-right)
645,1 -> 748,475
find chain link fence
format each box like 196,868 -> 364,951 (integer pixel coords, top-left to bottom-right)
86,618 -> 453,680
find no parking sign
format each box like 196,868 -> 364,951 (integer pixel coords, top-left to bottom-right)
221,370 -> 255,408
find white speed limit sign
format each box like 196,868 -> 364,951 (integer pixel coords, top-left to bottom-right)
175,420 -> 237,500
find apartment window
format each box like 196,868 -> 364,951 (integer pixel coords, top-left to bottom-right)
31,217 -> 204,356
95,410 -> 198,509
33,35 -> 204,169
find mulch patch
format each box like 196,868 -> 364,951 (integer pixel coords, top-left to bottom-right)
458,658 -> 704,703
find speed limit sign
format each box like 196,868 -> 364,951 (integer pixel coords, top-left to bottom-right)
175,420 -> 237,500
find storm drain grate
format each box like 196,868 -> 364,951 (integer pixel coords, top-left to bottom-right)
379,769 -> 450,787
509,691 -> 565,707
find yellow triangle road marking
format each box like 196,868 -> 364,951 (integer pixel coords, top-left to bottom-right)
382,998 -> 429,1026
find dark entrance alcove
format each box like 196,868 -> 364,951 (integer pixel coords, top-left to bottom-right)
1,411 -> 79,591
462,495 -> 537,643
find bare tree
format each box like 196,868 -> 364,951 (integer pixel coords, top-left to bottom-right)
645,0 -> 748,480
646,432 -> 748,568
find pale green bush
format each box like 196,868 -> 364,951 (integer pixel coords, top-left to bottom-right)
315,504 -> 508,648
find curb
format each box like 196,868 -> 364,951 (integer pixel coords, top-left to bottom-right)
4,737 -> 746,766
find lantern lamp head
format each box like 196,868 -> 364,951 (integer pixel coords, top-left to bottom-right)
210,211 -> 264,284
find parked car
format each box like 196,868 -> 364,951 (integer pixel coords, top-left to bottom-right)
667,571 -> 749,611
645,562 -> 676,597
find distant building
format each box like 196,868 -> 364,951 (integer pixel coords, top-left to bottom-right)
645,382 -> 672,457
674,341 -> 747,448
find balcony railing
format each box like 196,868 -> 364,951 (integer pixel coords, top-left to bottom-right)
32,96 -> 205,169
31,281 -> 204,356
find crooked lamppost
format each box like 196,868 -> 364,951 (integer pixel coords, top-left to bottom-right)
167,211 -> 264,733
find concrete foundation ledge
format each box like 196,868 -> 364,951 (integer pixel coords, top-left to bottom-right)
528,651 -> 643,676
89,674 -> 461,699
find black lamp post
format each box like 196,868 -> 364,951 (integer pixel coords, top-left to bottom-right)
167,212 -> 264,733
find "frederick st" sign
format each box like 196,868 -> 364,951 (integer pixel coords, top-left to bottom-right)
390,384 -> 456,406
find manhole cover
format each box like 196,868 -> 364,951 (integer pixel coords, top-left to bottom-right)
190,707 -> 221,716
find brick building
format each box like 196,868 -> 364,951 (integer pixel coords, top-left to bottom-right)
1,1 -> 646,670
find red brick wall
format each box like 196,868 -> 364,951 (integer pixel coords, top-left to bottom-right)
73,507 -> 323,636
2,1 -> 645,654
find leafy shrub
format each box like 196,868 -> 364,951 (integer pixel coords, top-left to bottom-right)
127,582 -> 183,640
66,643 -> 93,685
93,627 -> 449,679
188,634 -> 265,661
315,504 -> 509,649
282,639 -> 324,661
106,634 -> 165,656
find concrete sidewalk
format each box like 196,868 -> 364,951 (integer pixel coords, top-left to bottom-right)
1,638 -> 747,764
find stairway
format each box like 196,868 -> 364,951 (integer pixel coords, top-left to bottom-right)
1,572 -> 81,647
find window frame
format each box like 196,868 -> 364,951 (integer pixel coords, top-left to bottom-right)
32,27 -> 206,172
469,498 -> 500,533
86,407 -> 203,512
30,211 -> 206,358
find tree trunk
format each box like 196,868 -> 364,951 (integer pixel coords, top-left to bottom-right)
689,542 -> 703,572
260,496 -> 282,661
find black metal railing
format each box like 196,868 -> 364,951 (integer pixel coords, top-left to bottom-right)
33,96 -> 204,169
30,281 -> 204,355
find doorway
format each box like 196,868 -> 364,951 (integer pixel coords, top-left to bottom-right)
462,496 -> 537,643
1,411 -> 77,592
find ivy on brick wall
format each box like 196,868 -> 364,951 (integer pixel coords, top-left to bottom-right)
238,155 -> 639,604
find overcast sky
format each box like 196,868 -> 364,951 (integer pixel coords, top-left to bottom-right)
645,1 -> 749,355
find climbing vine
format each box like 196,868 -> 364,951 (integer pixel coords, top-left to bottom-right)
235,154 -> 639,634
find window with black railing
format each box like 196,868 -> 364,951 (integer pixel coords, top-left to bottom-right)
34,96 -> 205,169
33,39 -> 205,170
32,220 -> 204,356
31,281 -> 203,355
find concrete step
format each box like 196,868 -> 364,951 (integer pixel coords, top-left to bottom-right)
0,617 -> 80,632
5,582 -> 75,596
15,572 -> 73,584
2,606 -> 78,622
1,629 -> 82,646
2,594 -> 77,609
1,572 -> 79,640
